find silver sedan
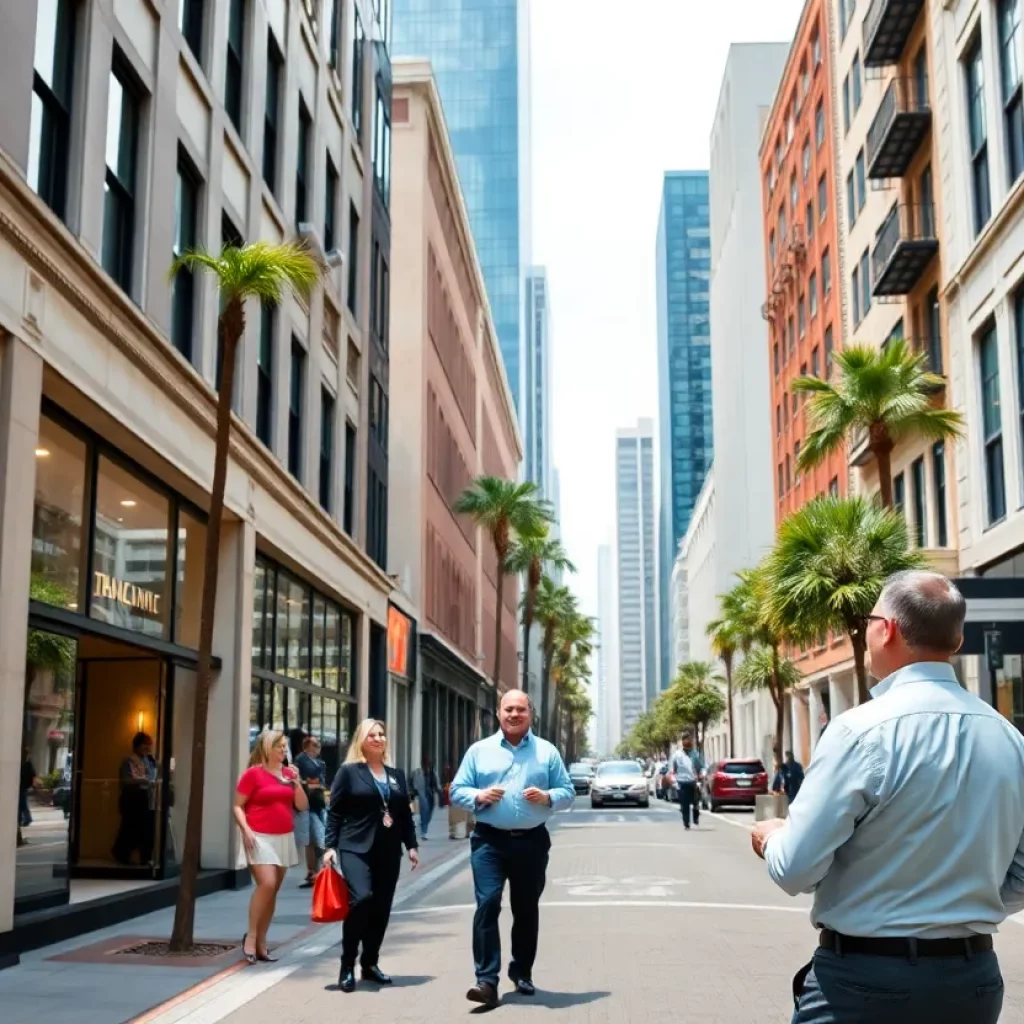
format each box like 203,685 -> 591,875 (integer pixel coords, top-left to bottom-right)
590,760 -> 651,808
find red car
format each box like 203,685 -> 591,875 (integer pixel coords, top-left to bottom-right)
702,759 -> 768,811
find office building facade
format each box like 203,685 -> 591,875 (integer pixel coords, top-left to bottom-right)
655,171 -> 712,697
616,420 -> 657,732
523,266 -> 553,499
392,0 -> 530,416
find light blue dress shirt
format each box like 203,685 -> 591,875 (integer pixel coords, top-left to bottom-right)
449,730 -> 575,830
764,661 -> 1024,938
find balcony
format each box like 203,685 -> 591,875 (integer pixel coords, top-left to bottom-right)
863,0 -> 926,68
866,78 -> 931,179
871,203 -> 938,297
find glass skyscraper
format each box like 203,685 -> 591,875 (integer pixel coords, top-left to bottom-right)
392,0 -> 528,414
656,172 -> 712,693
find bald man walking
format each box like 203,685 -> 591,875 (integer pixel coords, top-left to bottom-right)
450,690 -> 575,1007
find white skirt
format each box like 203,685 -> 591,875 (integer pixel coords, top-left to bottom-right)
239,830 -> 299,869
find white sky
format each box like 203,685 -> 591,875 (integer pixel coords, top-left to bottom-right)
531,0 -> 806,626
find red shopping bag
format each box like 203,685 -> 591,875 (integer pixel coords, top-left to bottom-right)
311,864 -> 349,923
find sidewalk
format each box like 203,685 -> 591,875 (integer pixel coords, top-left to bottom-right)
0,813 -> 468,1024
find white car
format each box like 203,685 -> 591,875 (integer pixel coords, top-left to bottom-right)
590,760 -> 650,808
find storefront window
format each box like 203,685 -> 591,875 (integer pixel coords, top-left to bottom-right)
340,610 -> 353,694
325,604 -> 340,690
91,456 -> 170,638
252,560 -> 269,668
275,572 -> 309,679
312,595 -> 327,687
174,508 -> 206,648
995,655 -> 1024,733
32,415 -> 87,609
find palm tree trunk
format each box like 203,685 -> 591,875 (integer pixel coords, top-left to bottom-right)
770,645 -> 784,766
725,652 -> 735,758
552,685 -> 563,746
873,440 -> 894,508
493,565 -> 505,692
539,639 -> 552,737
851,628 -> 870,704
521,602 -> 533,694
170,303 -> 243,951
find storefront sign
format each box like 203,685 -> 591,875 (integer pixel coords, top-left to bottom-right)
93,571 -> 162,616
388,606 -> 414,678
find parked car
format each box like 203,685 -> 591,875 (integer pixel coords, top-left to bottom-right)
568,762 -> 595,795
701,759 -> 769,811
590,760 -> 650,808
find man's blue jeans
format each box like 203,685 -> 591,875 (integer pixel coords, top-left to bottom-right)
792,948 -> 1004,1023
419,796 -> 433,836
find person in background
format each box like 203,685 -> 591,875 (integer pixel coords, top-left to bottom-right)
17,748 -> 40,847
771,758 -> 784,795
112,732 -> 157,865
411,755 -> 443,840
294,735 -> 327,888
751,571 -> 1024,1023
323,719 -> 418,993
779,750 -> 804,804
450,689 -> 575,1008
669,731 -> 705,830
235,730 -> 307,964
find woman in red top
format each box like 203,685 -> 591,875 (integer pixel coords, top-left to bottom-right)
234,729 -> 308,963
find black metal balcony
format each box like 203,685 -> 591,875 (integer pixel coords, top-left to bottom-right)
863,0 -> 926,67
866,78 -> 931,179
871,203 -> 938,296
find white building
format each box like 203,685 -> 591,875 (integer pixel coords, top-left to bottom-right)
523,267 -> 554,502
669,551 -> 689,677
615,419 -> 657,734
681,469 -> 717,669
596,543 -> 619,754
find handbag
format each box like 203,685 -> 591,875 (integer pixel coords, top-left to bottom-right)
311,863 -> 349,923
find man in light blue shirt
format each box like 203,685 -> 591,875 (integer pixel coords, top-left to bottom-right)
752,571 -> 1024,1023
450,689 -> 574,1007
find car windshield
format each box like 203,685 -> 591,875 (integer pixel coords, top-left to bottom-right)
569,763 -> 593,776
720,761 -> 765,775
596,761 -> 642,777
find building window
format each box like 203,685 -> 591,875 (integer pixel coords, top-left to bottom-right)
773,342 -> 780,376
785,455 -> 791,493
776,404 -> 782,435
790,174 -> 798,214
812,346 -> 821,377
102,57 -> 140,293
815,100 -> 825,149
852,52 -> 862,112
369,375 -> 388,450
933,441 -> 948,546
351,9 -> 365,140
802,139 -> 811,181
809,271 -> 818,317
28,0 -> 76,220
320,388 -> 335,511
911,457 -> 927,547
373,86 -> 392,206
326,0 -> 341,69
264,32 -> 282,193
829,476 -> 839,496
787,315 -> 795,356
343,421 -> 356,534
225,0 -> 245,133
806,201 -> 815,241
325,154 -> 338,252
980,323 -> 1006,523
171,152 -> 200,361
843,73 -> 851,133
812,26 -> 822,66
822,248 -> 832,294
289,338 -> 305,478
257,302 -> 274,447
855,149 -> 866,213
846,172 -> 856,229
778,463 -> 784,497
894,471 -> 906,516
798,294 -> 806,337
818,173 -> 827,220
824,325 -> 834,376
926,285 -> 942,373
366,466 -> 387,569
859,248 -> 871,318
999,0 -> 1024,183
347,203 -> 359,315
296,98 -> 311,226
180,0 -> 204,60
769,230 -> 776,266
371,245 -> 389,350
966,36 -> 992,235
839,0 -> 850,39
852,264 -> 861,325
778,205 -> 787,242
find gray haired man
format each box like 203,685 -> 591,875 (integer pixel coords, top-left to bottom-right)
751,571 -> 1024,1023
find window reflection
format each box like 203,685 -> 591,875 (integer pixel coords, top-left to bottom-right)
995,656 -> 1024,733
175,509 -> 206,647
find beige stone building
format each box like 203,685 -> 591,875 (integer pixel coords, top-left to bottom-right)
0,0 -> 397,961
389,61 -> 522,786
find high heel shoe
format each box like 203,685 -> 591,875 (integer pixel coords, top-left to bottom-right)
257,946 -> 279,963
338,966 -> 356,993
241,933 -> 257,965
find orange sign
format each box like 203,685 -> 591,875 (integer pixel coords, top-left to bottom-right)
388,606 -> 413,677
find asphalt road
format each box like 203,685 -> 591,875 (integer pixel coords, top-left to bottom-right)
206,800 -> 1024,1024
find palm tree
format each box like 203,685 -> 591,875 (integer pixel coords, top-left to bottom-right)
455,477 -> 553,690
763,495 -> 925,704
793,340 -> 964,507
705,615 -> 739,756
551,612 -> 595,741
533,576 -> 574,737
506,528 -> 575,692
167,241 -> 319,951
735,646 -> 802,763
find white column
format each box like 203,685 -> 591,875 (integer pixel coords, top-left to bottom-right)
809,685 -> 823,752
358,612 -> 371,719
0,334 -> 43,936
829,673 -> 852,716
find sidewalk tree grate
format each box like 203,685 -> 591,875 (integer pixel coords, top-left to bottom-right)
112,940 -> 238,958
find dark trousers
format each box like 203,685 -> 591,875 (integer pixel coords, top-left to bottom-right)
792,948 -> 1004,1023
677,781 -> 698,826
338,833 -> 402,969
419,796 -> 434,836
470,825 -> 551,986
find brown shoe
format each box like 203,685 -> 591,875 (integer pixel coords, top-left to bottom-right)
466,981 -> 499,1007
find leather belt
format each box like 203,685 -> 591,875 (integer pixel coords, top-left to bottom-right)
819,928 -> 993,958
474,822 -> 546,839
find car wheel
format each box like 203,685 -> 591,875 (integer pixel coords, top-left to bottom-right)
640,799 -> 650,808
590,798 -> 600,809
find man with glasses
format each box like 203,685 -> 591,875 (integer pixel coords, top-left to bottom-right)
450,690 -> 574,1008
750,570 -> 1024,1023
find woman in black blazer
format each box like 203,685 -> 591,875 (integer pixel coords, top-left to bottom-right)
323,718 -> 418,992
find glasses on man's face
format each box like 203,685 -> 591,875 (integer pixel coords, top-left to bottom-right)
854,613 -> 888,637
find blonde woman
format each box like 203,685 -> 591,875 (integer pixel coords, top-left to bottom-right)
234,730 -> 308,964
323,719 -> 418,992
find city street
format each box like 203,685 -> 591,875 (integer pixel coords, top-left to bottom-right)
169,802 -> 1024,1024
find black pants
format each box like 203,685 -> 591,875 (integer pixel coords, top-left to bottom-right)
339,832 -> 402,969
470,825 -> 551,986
678,781 -> 699,827
112,789 -> 155,864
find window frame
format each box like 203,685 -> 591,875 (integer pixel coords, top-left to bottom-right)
998,0 -> 1024,185
965,35 -> 993,235
225,0 -> 246,134
319,387 -> 335,512
263,31 -> 282,194
289,337 -> 306,479
979,322 -> 1007,524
